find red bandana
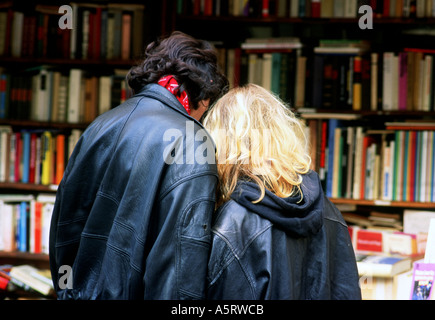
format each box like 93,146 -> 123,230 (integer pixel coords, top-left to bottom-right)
157,75 -> 191,115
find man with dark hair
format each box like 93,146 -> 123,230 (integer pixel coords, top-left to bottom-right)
49,31 -> 229,299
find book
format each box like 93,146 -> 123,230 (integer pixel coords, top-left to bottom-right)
9,265 -> 53,296
355,228 -> 384,252
356,253 -> 413,278
410,261 -> 435,300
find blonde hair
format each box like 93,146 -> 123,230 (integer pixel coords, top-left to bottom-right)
203,83 -> 311,206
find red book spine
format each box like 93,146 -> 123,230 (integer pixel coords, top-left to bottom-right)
29,133 -> 37,184
204,0 -> 213,16
356,229 -> 383,252
34,201 -> 42,254
311,0 -> 320,18
262,0 -> 270,17
398,52 -> 408,110
14,132 -> 21,182
383,0 -> 390,17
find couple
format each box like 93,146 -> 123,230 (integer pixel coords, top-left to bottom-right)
49,32 -> 361,300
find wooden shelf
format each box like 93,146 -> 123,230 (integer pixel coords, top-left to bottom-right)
0,251 -> 50,269
0,119 -> 90,130
177,15 -> 435,25
0,182 -> 58,193
0,56 -> 138,67
330,198 -> 435,209
0,251 -> 48,261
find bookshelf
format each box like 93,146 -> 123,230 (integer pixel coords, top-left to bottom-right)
0,0 -> 163,298
168,0 -> 435,300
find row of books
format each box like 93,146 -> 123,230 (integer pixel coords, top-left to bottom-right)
221,39 -> 435,112
0,264 -> 54,298
305,118 -> 435,203
0,67 -> 130,123
345,208 -> 435,253
0,193 -> 55,255
345,209 -> 435,299
177,0 -> 435,18
358,256 -> 435,299
0,2 -> 145,60
0,126 -> 82,185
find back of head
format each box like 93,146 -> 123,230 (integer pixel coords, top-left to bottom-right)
203,83 -> 311,205
127,31 -> 229,110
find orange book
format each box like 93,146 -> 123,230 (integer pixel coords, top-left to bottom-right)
121,12 -> 131,60
55,134 -> 65,185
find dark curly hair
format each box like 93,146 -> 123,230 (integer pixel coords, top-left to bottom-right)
127,31 -> 229,110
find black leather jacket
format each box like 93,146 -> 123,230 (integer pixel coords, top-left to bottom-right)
49,84 -> 218,299
206,171 -> 362,299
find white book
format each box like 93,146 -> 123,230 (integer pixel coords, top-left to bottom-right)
67,69 -> 83,123
11,11 -> 24,57
32,68 -> 52,122
99,76 -> 112,115
382,52 -> 394,111
69,2 -> 79,59
344,0 -> 357,17
262,53 -> 272,91
422,55 -> 432,111
0,201 -> 15,252
42,202 -> 54,254
0,126 -> 11,182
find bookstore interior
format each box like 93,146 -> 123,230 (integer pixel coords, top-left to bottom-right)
1,0 -> 435,300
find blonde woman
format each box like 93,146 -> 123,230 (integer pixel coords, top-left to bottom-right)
203,84 -> 361,300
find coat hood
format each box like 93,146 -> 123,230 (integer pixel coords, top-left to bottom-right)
230,170 -> 324,237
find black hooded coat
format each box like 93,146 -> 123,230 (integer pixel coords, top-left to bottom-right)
206,170 -> 362,300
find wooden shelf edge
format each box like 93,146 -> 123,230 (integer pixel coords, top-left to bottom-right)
0,251 -> 49,261
0,119 -> 90,129
330,198 -> 435,209
0,182 -> 58,193
177,15 -> 435,24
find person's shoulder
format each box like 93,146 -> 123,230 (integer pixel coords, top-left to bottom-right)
322,196 -> 348,228
212,200 -> 272,257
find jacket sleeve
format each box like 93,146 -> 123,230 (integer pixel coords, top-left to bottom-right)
143,169 -> 218,300
324,198 -> 362,300
206,234 -> 257,300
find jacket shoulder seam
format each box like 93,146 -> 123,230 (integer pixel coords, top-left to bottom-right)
158,171 -> 218,201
